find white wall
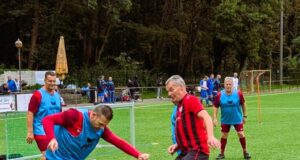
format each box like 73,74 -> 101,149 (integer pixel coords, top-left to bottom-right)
0,71 -> 61,86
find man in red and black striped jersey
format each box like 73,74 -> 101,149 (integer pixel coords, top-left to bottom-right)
166,75 -> 220,160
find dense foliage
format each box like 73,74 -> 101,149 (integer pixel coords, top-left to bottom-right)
1,0 -> 300,85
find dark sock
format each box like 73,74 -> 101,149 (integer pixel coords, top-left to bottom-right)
239,137 -> 247,153
221,138 -> 227,155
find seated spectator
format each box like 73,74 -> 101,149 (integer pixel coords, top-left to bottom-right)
0,83 -> 11,94
81,83 -> 91,98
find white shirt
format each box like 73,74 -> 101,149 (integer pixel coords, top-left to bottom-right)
14,80 -> 20,91
233,77 -> 239,90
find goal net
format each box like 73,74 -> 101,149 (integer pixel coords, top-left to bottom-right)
0,102 -> 135,160
239,70 -> 272,93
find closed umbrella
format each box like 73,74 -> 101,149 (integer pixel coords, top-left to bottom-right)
55,36 -> 68,83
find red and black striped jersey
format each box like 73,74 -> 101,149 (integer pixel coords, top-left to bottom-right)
175,94 -> 209,155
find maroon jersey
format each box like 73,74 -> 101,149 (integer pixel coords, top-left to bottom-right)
176,94 -> 209,155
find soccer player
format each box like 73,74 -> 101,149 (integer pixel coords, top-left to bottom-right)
42,105 -> 149,160
207,73 -> 215,105
26,71 -> 62,160
166,75 -> 220,160
233,72 -> 239,90
213,77 -> 251,160
170,105 -> 181,155
200,76 -> 209,106
214,74 -> 222,92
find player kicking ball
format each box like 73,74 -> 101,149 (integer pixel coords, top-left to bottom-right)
42,105 -> 149,160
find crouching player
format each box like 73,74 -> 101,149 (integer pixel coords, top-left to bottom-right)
42,105 -> 149,160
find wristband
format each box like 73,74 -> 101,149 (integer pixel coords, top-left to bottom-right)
243,116 -> 247,118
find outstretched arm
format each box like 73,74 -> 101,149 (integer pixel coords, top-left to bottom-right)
102,127 -> 149,160
42,109 -> 81,151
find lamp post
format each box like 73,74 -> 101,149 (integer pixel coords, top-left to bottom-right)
15,38 -> 23,92
279,0 -> 283,85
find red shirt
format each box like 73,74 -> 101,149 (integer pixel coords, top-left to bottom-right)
28,91 -> 42,113
42,109 -> 141,158
28,90 -> 58,113
176,94 -> 209,155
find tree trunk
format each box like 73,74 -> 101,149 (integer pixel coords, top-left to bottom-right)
151,0 -> 175,69
83,31 -> 93,64
95,25 -> 111,62
28,0 -> 39,69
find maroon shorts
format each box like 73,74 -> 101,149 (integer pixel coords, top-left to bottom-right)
221,123 -> 244,133
34,135 -> 51,152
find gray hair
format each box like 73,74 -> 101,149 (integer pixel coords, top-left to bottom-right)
224,77 -> 233,83
165,75 -> 186,87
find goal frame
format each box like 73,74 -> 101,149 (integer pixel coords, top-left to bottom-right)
240,70 -> 272,93
1,102 -> 136,160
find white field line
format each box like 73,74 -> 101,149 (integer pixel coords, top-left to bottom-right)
245,91 -> 300,97
2,92 -> 300,121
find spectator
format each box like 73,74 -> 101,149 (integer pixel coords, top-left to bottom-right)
133,75 -> 141,100
107,77 -> 115,103
96,75 -> 107,103
156,77 -> 164,99
81,82 -> 91,99
14,78 -> 20,92
7,76 -> 17,92
127,79 -> 135,100
233,72 -> 239,90
0,83 -> 10,94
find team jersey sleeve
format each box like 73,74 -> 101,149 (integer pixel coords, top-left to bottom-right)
28,90 -> 42,113
186,96 -> 204,115
213,92 -> 221,108
238,91 -> 245,104
42,109 -> 81,140
102,127 -> 141,158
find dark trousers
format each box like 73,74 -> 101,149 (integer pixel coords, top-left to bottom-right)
175,150 -> 209,160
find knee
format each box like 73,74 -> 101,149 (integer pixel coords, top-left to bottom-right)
237,131 -> 245,138
221,133 -> 228,139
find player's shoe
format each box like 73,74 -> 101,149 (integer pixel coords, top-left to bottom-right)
244,152 -> 251,160
216,154 -> 225,160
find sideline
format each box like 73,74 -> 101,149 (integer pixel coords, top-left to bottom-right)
245,90 -> 300,98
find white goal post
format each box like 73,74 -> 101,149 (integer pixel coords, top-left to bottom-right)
1,102 -> 135,160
